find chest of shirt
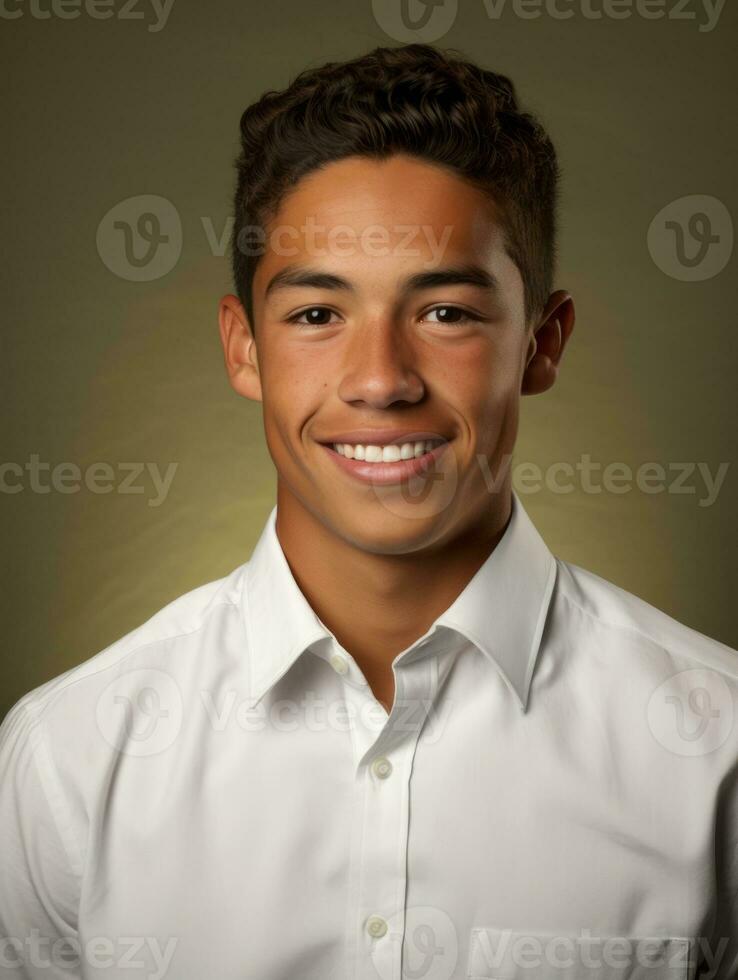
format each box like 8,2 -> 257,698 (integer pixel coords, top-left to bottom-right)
76,647 -> 715,980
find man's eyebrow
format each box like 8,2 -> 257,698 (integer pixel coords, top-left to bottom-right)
263,263 -> 500,299
264,267 -> 353,298
400,265 -> 500,296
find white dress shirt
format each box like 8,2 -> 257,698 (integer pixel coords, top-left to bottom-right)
1,490 -> 737,980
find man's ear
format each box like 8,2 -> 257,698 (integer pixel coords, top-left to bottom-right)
521,289 -> 576,396
218,294 -> 262,402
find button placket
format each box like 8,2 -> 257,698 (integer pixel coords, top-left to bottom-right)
348,656 -> 435,980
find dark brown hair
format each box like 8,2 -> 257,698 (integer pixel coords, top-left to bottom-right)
231,44 -> 560,328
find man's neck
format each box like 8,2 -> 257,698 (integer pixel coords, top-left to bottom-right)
273,485 -> 512,708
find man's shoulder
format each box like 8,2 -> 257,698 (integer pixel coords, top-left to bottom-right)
553,556 -> 738,684
2,562 -> 249,733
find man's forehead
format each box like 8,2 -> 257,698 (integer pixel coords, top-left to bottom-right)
263,154 -> 504,245
252,230 -> 515,299
249,155 -> 513,296
252,208 -> 507,286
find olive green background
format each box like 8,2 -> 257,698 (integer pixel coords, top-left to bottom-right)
2,0 -> 736,722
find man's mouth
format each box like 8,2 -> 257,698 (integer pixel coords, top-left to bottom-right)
316,431 -> 452,486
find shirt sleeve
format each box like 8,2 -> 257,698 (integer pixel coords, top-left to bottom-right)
697,752 -> 738,980
0,698 -> 82,979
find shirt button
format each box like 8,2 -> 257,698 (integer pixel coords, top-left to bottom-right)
329,653 -> 349,675
371,756 -> 393,779
366,915 -> 388,938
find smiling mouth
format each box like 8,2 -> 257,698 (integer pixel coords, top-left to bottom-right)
317,435 -> 451,486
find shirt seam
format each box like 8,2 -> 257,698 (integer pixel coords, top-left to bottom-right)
17,594 -> 243,896
556,575 -> 736,677
22,699 -> 86,883
25,596 -> 240,721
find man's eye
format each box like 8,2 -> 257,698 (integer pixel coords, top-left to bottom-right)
421,306 -> 476,325
286,307 -> 339,327
285,305 -> 478,327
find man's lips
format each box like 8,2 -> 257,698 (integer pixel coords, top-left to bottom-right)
317,434 -> 452,486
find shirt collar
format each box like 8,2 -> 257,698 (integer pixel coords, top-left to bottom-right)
243,489 -> 557,713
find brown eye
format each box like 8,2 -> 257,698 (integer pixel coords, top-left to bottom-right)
422,306 -> 474,325
287,307 -> 339,327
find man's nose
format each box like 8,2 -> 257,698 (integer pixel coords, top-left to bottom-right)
336,318 -> 425,409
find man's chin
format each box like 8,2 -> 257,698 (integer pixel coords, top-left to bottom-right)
318,497 -> 459,557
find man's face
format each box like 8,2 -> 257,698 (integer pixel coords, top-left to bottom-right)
227,154 -> 551,554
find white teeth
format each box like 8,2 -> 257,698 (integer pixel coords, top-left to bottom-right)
332,439 -> 444,462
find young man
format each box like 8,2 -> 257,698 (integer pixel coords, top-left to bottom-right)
1,44 -> 736,980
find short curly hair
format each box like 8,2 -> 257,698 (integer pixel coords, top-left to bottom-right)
231,43 -> 560,329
